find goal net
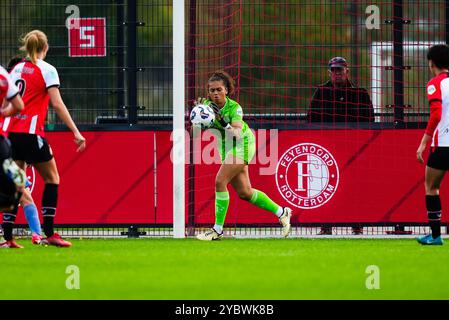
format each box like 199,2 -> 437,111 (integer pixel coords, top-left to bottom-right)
181,0 -> 449,237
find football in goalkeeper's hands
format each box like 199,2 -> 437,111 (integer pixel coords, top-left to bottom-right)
190,104 -> 215,129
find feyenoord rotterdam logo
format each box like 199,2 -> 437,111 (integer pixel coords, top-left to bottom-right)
276,143 -> 339,209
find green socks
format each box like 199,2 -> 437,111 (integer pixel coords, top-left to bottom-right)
249,189 -> 282,216
214,191 -> 230,233
214,189 -> 282,233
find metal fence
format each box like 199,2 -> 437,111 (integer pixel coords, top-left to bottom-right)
187,0 -> 448,127
1,1 -> 448,237
0,0 -> 172,126
1,1 -> 447,128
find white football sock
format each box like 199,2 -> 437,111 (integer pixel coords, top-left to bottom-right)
213,224 -> 223,234
276,207 -> 284,217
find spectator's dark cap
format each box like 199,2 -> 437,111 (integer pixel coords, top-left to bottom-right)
328,56 -> 348,68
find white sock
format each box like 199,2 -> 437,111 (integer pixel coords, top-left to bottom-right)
213,224 -> 223,234
276,206 -> 284,217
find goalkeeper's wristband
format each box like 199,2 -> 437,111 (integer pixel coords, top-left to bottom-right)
219,118 -> 232,130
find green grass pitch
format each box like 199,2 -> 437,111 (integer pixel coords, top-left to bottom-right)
1,238 -> 448,300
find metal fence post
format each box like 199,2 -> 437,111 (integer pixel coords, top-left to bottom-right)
127,0 -> 138,124
187,0 -> 197,236
446,0 -> 449,45
393,0 -> 405,127
117,0 -> 126,118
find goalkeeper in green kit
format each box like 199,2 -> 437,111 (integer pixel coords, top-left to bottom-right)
195,71 -> 292,240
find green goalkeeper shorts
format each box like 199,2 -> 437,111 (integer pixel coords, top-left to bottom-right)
220,130 -> 256,164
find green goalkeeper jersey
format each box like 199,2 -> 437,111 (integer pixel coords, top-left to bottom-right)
206,97 -> 255,163
209,97 -> 249,132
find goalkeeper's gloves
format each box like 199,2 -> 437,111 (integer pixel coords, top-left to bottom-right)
209,102 -> 232,130
193,97 -> 208,106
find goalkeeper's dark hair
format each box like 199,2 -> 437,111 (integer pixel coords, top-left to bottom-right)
6,55 -> 25,73
208,70 -> 235,96
427,44 -> 449,70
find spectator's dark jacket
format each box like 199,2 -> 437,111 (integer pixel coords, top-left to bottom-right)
309,80 -> 374,123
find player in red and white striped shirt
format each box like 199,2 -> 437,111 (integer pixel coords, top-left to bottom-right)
5,30 -> 86,247
0,66 -> 23,120
0,66 -> 28,248
416,44 -> 449,245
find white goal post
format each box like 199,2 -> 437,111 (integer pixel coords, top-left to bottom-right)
173,0 -> 186,238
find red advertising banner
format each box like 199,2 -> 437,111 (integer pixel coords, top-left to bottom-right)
14,131 -> 155,224
8,130 -> 449,225
68,18 -> 106,57
190,129 -> 449,225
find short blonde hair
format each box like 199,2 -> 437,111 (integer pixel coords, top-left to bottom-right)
20,30 -> 48,64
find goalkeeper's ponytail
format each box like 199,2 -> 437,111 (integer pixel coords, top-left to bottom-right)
208,70 -> 235,96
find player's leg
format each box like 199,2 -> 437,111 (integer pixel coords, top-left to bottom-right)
7,134 -> 42,244
0,176 -> 22,248
0,198 -> 23,248
15,161 -> 42,243
232,132 -> 291,220
197,156 -> 245,241
425,166 -> 444,241
34,158 -> 59,235
0,137 -> 24,248
214,156 -> 248,232
230,166 -> 281,214
34,158 -> 71,247
230,166 -> 292,237
213,134 -> 254,234
417,146 -> 446,245
417,165 -> 445,245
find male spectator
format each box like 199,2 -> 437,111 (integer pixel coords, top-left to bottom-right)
309,57 -> 374,235
309,56 -> 374,123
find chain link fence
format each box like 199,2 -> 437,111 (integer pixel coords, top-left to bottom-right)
1,1 -> 446,128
